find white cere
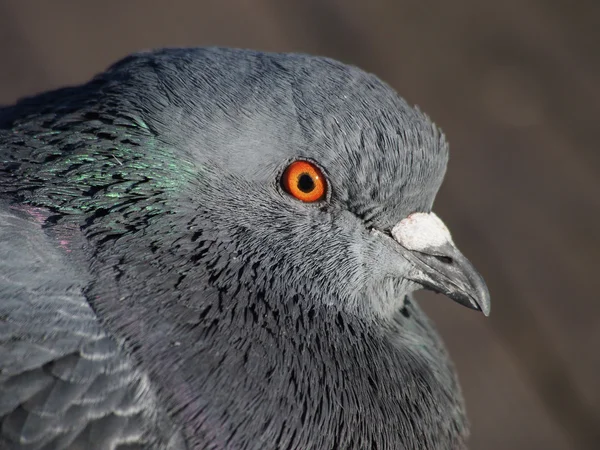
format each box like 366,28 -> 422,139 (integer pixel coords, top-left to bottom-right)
391,212 -> 453,251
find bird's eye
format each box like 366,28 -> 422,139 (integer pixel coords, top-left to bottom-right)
281,160 -> 327,202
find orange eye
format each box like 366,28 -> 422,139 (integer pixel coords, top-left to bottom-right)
282,161 -> 327,202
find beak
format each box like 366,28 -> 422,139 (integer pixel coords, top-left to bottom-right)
390,212 -> 491,316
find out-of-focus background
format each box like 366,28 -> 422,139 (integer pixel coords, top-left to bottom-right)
1,1 -> 598,448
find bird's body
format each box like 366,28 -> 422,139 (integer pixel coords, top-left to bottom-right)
0,48 -> 489,449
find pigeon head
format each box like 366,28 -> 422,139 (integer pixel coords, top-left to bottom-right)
92,47 -> 489,320
1,47 -> 490,448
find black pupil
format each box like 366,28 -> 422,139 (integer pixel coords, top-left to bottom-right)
298,173 -> 315,193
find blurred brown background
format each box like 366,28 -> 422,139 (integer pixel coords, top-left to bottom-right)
1,1 -> 598,449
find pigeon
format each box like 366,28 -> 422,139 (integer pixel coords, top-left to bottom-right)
0,47 -> 490,450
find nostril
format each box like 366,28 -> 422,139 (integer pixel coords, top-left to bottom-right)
435,255 -> 453,264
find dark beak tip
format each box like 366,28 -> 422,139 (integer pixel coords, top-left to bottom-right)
472,289 -> 491,317
477,284 -> 492,317
479,299 -> 491,317
447,288 -> 491,316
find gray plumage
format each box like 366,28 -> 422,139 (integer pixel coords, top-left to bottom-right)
0,47 -> 490,449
